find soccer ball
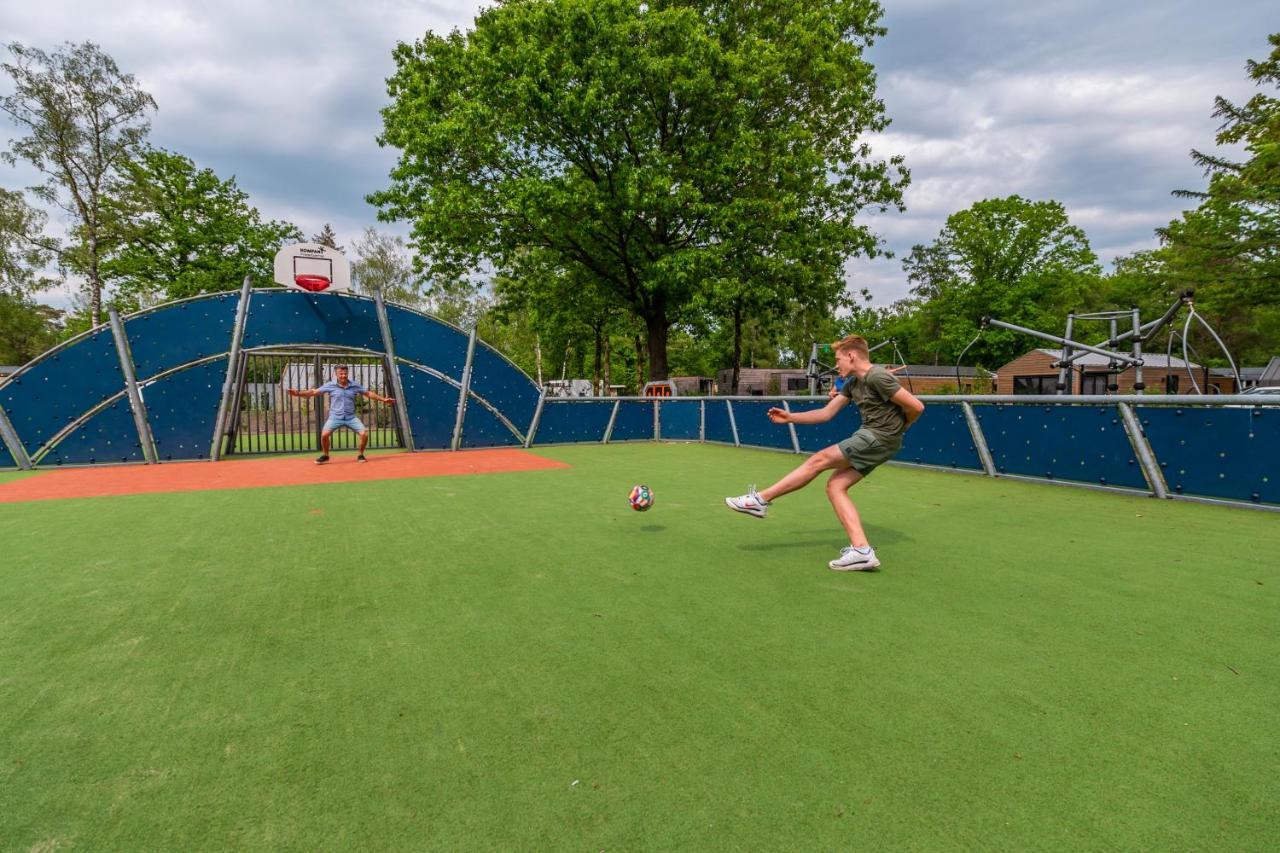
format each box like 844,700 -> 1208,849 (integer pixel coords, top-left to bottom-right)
628,484 -> 654,512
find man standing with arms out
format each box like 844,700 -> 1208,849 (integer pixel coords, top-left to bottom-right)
288,365 -> 396,464
725,335 -> 925,571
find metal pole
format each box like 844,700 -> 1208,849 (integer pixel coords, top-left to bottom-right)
1057,313 -> 1075,394
109,308 -> 157,464
375,294 -> 416,451
1131,307 -> 1144,394
1117,402 -> 1167,499
807,342 -> 819,396
726,401 -> 740,447
961,402 -> 997,477
699,399 -> 706,443
0,403 -> 33,470
314,354 -> 324,452
210,277 -> 252,461
603,400 -> 620,443
653,400 -> 661,441
780,400 -> 801,453
983,317 -> 1143,365
451,325 -> 478,451
524,389 -> 547,448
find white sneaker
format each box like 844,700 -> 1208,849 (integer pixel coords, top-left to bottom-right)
725,486 -> 769,518
829,546 -> 880,571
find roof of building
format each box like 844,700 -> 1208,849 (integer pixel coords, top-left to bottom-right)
1210,366 -> 1266,379
894,364 -> 981,378
1034,348 -> 1200,369
1260,356 -> 1280,385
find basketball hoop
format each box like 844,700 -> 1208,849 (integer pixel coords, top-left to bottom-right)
294,273 -> 331,293
274,243 -> 351,292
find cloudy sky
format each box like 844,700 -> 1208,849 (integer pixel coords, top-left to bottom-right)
2,0 -> 1275,310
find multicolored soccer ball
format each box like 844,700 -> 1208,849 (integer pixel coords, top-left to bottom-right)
628,484 -> 654,512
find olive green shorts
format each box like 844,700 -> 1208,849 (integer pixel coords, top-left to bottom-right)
837,428 -> 902,476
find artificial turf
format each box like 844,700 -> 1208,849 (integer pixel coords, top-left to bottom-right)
1,443 -> 1277,850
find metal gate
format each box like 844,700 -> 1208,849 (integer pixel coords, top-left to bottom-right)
228,349 -> 403,455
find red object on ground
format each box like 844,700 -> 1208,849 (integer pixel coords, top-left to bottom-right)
0,449 -> 569,504
294,274 -> 331,292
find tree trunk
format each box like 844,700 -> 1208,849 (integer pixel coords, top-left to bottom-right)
603,332 -> 612,395
644,303 -> 669,380
89,237 -> 102,327
534,335 -> 543,386
731,299 -> 743,395
634,334 -> 647,390
593,320 -> 603,392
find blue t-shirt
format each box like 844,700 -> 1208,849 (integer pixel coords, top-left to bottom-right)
318,381 -> 366,418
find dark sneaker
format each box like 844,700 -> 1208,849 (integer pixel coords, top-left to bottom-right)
357,454 -> 367,463
315,455 -> 330,465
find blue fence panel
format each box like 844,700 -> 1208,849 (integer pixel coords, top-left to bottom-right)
659,400 -> 701,441
534,400 -> 612,444
900,403 -> 983,470
703,400 -> 735,444
398,366 -> 459,451
0,328 -> 122,458
39,398 -> 143,466
127,294 -> 237,380
146,360 -> 224,461
468,342 -> 539,434
610,401 -> 655,442
730,400 -> 795,451
976,404 -> 1147,489
1138,405 -> 1280,505
0,422 -> 13,468
242,291 -> 383,352
790,399 -> 860,452
385,306 -> 469,381
460,398 -> 521,448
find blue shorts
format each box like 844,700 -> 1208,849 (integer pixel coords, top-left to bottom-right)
322,414 -> 367,433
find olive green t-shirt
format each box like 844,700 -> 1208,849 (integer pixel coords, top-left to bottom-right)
840,366 -> 905,442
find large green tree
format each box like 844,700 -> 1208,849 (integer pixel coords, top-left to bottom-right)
1,42 -> 155,325
0,186 -> 55,294
371,0 -> 906,379
100,148 -> 300,303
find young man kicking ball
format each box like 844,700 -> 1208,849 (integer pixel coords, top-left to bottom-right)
289,365 -> 396,464
725,335 -> 925,571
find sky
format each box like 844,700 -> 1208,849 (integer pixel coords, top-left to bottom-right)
2,0 -> 1275,310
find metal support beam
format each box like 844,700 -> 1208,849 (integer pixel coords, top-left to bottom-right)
1117,402 -> 1168,500
524,389 -> 547,448
0,402 -> 33,469
451,325 -> 478,451
699,400 -> 706,443
603,400 -> 620,443
374,294 -> 416,451
984,317 -> 1143,365
1131,307 -> 1144,394
726,401 -> 740,447
653,400 -> 661,441
1057,313 -> 1075,394
961,402 -> 997,477
210,277 -> 252,461
780,400 -> 801,453
109,308 -> 157,464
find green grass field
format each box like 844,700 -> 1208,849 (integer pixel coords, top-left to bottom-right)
2,443 -> 1277,850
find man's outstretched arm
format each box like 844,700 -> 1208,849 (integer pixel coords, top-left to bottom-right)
362,390 -> 396,405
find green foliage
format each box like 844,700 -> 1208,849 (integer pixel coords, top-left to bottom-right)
311,223 -> 343,251
350,227 -> 429,307
0,290 -> 62,363
99,148 -> 301,302
0,186 -> 56,294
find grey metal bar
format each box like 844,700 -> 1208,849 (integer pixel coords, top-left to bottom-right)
108,308 -> 157,464
726,400 -> 740,447
374,294 -> 415,451
524,389 -> 547,448
210,277 -> 252,461
780,400 -> 801,453
0,402 -> 33,470
653,400 -> 661,441
984,317 -> 1143,366
1131,307 -> 1144,394
603,400 -> 620,443
961,402 -> 997,477
1057,313 -> 1075,394
451,325 -> 478,451
1117,402 -> 1168,500
699,399 -> 706,442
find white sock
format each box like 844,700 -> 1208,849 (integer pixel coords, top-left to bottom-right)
853,546 -> 872,554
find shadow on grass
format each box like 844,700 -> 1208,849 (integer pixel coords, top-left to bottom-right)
738,525 -> 910,551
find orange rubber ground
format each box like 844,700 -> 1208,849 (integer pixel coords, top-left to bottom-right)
0,449 -> 569,504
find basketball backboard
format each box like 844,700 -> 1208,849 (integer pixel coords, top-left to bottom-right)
273,243 -> 352,292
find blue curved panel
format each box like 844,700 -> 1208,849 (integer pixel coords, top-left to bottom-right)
40,398 -> 143,466
398,366 -> 459,451
1138,406 -> 1280,505
0,328 -> 122,457
145,361 -> 224,461
127,294 -> 237,379
385,306 -> 468,380
900,403 -> 983,470
534,400 -> 612,444
609,401 -> 655,442
460,398 -> 521,448
704,400 -> 735,444
0,426 -> 13,468
468,342 -> 539,433
977,404 -> 1146,489
729,400 -> 794,451
242,290 -> 383,352
659,400 -> 701,441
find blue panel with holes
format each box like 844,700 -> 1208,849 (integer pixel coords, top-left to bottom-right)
792,400 -> 861,452
729,400 -> 795,451
467,341 -> 539,435
609,401 -> 655,442
385,306 -> 469,380
703,400 -> 735,444
39,397 -> 143,466
459,397 -> 521,448
659,401 -> 701,441
241,290 -> 384,352
0,421 -> 13,468
534,400 -> 612,444
146,360 -> 224,461
975,404 -> 1147,489
398,366 -> 459,451
126,294 -> 237,379
1138,405 -> 1279,505
0,327 -> 123,457
899,403 -> 983,470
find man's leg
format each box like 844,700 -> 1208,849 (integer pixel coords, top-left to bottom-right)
759,446 -> 849,502
357,429 -> 369,456
321,430 -> 332,455
825,467 -> 868,547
